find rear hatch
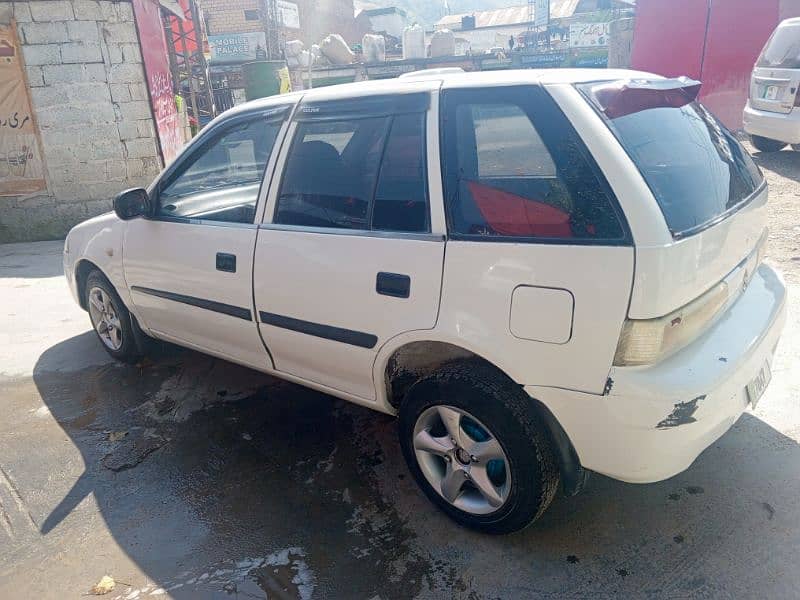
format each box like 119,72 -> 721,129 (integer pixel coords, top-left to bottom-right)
750,20 -> 800,114
579,78 -> 768,364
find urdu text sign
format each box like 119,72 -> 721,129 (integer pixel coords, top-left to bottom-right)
0,23 -> 46,195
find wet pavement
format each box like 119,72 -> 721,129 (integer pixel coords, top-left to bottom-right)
1,149 -> 800,598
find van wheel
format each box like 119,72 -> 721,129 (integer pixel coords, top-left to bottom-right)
85,270 -> 142,363
750,135 -> 786,152
398,362 -> 560,534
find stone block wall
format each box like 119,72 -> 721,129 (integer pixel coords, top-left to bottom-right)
0,0 -> 162,243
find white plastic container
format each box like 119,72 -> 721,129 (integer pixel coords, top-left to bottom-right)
362,34 -> 386,63
430,29 -> 456,58
403,24 -> 425,59
319,34 -> 355,65
285,39 -> 304,58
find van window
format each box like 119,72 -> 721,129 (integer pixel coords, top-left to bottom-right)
275,113 -> 429,233
441,87 -> 627,242
757,23 -> 800,69
579,82 -> 764,237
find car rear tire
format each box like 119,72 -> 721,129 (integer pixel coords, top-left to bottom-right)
85,270 -> 142,363
398,361 -> 560,534
750,135 -> 787,153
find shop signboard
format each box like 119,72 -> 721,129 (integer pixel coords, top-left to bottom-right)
569,22 -> 610,48
534,0 -> 549,28
573,51 -> 609,68
520,51 -> 566,67
0,22 -> 46,195
209,32 -> 268,64
131,0 -> 183,164
277,1 -> 300,29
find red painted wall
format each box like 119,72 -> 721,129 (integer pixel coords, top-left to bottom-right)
630,0 -> 708,81
631,0 -> 800,129
700,0 -> 779,128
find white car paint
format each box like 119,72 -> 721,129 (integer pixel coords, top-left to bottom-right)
64,69 -> 787,485
743,18 -> 800,144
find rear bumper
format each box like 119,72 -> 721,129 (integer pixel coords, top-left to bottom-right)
743,101 -> 800,144
528,263 -> 787,484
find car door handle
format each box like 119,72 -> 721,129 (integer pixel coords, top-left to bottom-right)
376,272 -> 410,298
216,252 -> 237,273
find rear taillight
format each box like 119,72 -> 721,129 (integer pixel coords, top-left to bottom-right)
613,281 -> 729,366
614,231 -> 769,367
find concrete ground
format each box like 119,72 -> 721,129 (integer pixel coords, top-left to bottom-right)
1,147 -> 799,599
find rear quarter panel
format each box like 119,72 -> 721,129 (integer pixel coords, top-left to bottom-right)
436,242 -> 634,394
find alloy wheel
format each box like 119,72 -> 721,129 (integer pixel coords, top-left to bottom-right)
88,286 -> 123,351
412,405 -> 511,515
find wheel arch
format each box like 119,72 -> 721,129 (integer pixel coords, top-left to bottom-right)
378,336 -> 587,496
75,259 -> 104,310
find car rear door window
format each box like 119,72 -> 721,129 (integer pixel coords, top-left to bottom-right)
276,117 -> 387,230
441,86 -> 627,243
372,113 -> 428,232
275,100 -> 429,233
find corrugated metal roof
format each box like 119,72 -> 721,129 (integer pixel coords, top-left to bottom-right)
435,0 -> 581,29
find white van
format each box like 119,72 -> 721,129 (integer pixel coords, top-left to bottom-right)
744,17 -> 800,151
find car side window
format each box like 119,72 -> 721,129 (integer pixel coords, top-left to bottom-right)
275,117 -> 387,230
373,113 -> 428,232
275,109 -> 429,233
442,87 -> 627,242
157,115 -> 282,224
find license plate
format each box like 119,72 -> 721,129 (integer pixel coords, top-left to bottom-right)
763,85 -> 780,100
746,361 -> 772,409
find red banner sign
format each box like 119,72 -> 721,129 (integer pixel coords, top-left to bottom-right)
131,0 -> 183,164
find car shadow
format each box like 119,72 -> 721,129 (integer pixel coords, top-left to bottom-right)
24,333 -> 800,598
751,147 -> 800,182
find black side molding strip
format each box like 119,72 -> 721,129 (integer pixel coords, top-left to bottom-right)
258,311 -> 378,349
131,286 -> 252,321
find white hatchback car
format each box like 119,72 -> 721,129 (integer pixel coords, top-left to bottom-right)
64,69 -> 786,533
744,17 -> 800,152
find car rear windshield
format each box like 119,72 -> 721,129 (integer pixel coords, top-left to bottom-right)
757,24 -> 800,69
578,81 -> 764,237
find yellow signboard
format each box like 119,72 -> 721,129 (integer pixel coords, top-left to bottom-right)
0,22 -> 46,195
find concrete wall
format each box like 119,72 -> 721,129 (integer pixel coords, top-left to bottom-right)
0,0 -> 161,243
607,17 -> 634,68
363,12 -> 406,39
203,0 -> 358,45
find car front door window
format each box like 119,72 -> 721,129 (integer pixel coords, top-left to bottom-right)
157,116 -> 282,224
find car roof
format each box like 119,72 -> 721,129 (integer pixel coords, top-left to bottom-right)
226,68 -> 662,119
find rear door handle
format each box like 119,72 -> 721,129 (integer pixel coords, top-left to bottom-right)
216,252 -> 236,273
376,272 -> 410,298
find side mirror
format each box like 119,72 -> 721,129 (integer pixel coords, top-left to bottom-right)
113,188 -> 150,221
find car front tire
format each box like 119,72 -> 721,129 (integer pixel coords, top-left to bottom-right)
85,270 -> 142,363
750,135 -> 787,152
398,361 -> 560,534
